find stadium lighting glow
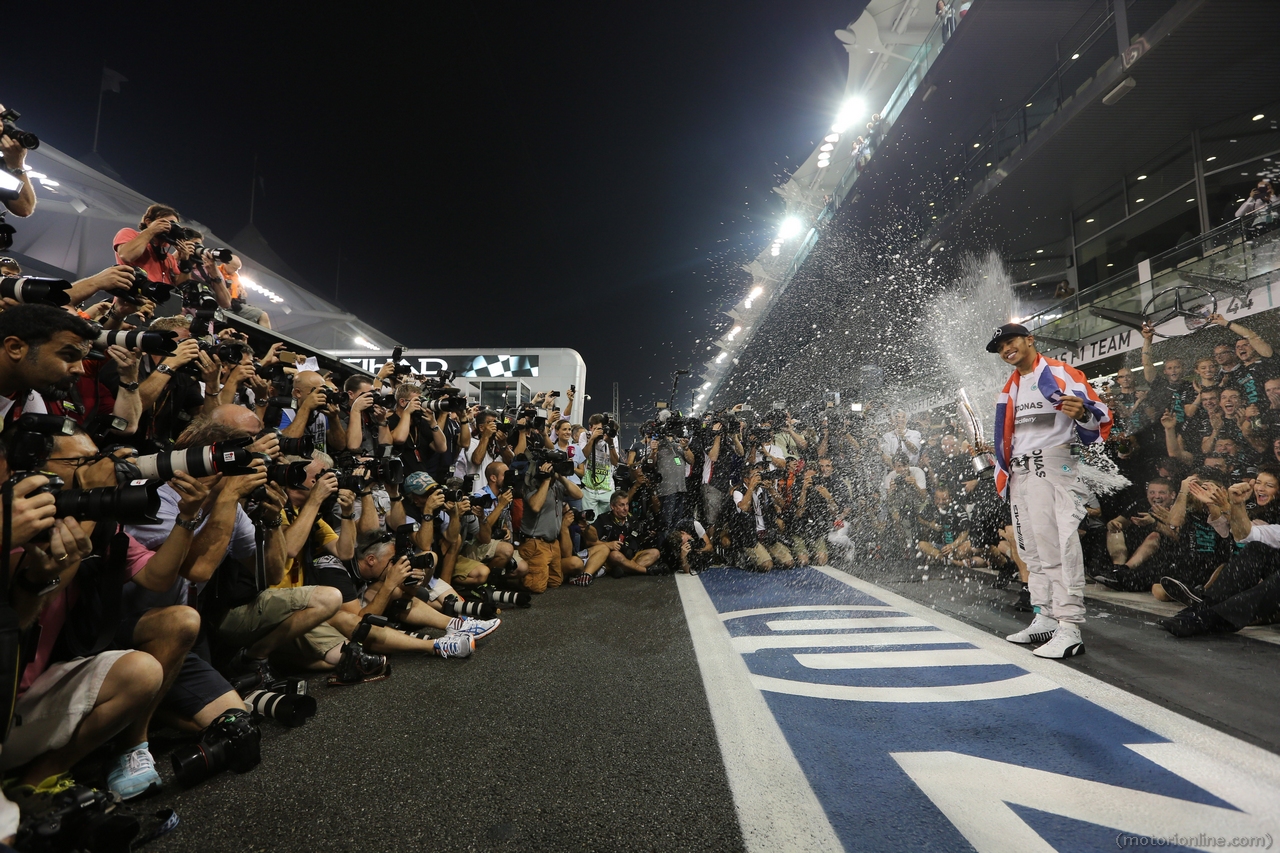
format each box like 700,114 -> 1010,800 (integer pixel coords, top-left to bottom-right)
972,143 -> 980,148
778,217 -> 803,240
769,247 -> 781,257
819,143 -> 834,152
816,160 -> 830,168
697,394 -> 705,401
1135,198 -> 1145,203
1186,198 -> 1195,203
750,286 -> 764,298
1036,249 -> 1044,253
823,133 -> 840,143
726,325 -> 742,341
1253,114 -> 1265,121
1071,53 -> 1080,59
352,336 -> 380,350
702,382 -> 711,389
715,352 -> 727,364
1136,175 -> 1147,180
1086,218 -> 1095,223
1206,156 -> 1217,162
236,275 -> 285,304
831,96 -> 867,133
38,179 -> 59,187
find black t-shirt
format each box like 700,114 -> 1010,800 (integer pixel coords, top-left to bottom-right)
931,455 -> 974,494
101,358 -> 204,452
310,554 -> 361,603
917,502 -> 969,545
593,511 -> 636,556
1147,376 -> 1194,423
387,412 -> 449,478
1220,361 -> 1276,406
799,474 -> 849,530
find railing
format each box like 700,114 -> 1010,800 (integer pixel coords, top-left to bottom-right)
1024,206 -> 1280,345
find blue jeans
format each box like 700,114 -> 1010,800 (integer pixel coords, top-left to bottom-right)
660,493 -> 686,537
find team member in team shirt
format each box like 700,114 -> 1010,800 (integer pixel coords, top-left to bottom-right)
986,323 -> 1112,659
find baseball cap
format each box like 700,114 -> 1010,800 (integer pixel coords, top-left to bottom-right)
985,323 -> 1032,353
403,471 -> 438,496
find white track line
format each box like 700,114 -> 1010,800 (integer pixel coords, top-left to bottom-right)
676,573 -> 844,853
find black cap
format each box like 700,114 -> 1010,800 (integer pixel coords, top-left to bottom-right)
985,323 -> 1031,353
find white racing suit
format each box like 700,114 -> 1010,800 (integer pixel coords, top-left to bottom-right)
1008,445 -> 1087,624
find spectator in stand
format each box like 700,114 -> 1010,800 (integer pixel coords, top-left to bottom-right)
217,254 -> 271,327
1234,179 -> 1277,222
1141,324 -> 1194,423
880,409 -> 923,467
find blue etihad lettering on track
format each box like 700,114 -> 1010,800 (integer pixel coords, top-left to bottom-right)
693,567 -> 1265,853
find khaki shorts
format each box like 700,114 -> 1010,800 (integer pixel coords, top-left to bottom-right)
0,650 -> 132,772
746,541 -> 793,570
518,538 -> 561,593
462,539 -> 499,563
218,587 -> 320,647
451,555 -> 488,585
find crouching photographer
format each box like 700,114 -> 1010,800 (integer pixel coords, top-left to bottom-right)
581,492 -> 662,578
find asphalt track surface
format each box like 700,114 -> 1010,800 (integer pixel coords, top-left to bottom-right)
132,560 -> 1280,853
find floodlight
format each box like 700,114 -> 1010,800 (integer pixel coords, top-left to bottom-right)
831,97 -> 867,133
819,143 -> 834,152
778,217 -> 803,240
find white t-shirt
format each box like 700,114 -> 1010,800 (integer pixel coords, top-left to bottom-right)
577,435 -> 619,493
732,485 -> 767,532
751,444 -> 786,472
882,466 -> 927,493
455,434 -> 503,482
880,429 -> 923,465
1011,371 -> 1077,456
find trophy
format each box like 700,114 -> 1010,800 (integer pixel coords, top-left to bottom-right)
957,388 -> 997,479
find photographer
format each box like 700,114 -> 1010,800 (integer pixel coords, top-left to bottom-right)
879,409 -> 922,467
579,414 -> 620,520
700,413 -> 744,531
279,371 -> 342,456
341,375 -> 388,456
581,492 -> 662,577
218,255 -> 272,328
726,464 -> 794,571
792,457 -> 851,566
0,102 -> 36,217
653,414 -> 694,535
112,204 -> 189,289
457,407 -> 509,481
101,314 -> 207,453
0,305 -> 97,420
387,382 -> 448,476
517,455 -> 583,593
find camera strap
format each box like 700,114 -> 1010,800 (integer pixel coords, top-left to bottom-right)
254,524 -> 267,592
0,481 -> 25,743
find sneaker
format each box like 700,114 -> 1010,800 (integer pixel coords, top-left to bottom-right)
1033,622 -> 1085,658
569,573 -> 594,587
6,772 -> 82,818
433,634 -> 475,659
1159,605 -> 1237,638
445,616 -> 501,641
224,648 -> 275,690
333,642 -> 390,684
1005,613 -> 1058,644
106,742 -> 160,800
1087,569 -> 1123,589
1159,576 -> 1203,607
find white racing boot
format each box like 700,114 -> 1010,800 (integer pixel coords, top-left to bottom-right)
1033,621 -> 1085,658
1005,613 -> 1058,645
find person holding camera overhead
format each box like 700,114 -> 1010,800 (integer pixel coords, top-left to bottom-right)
112,204 -> 222,301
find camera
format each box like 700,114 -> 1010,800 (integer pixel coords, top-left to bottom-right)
134,440 -> 259,479
528,447 -> 575,479
157,222 -> 201,247
422,389 -> 467,414
4,414 -> 77,477
0,107 -> 39,150
364,445 -> 404,485
171,708 -> 261,787
371,391 -> 396,409
273,430 -> 314,458
594,414 -> 620,440
117,266 -> 172,305
471,493 -> 495,509
178,244 -> 234,274
14,786 -> 135,853
54,481 -> 163,526
0,275 -> 71,307
388,345 -> 413,378
392,522 -> 435,575
181,284 -> 219,323
93,325 -> 177,357
240,677 -> 316,728
440,593 -> 496,620
265,459 -> 309,490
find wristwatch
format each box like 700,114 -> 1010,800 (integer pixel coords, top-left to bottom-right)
119,380 -> 140,392
16,570 -> 61,597
156,364 -> 176,376
175,514 -> 203,532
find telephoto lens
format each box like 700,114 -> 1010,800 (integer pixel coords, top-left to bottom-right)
243,689 -> 317,728
276,432 -> 315,457
170,709 -> 262,787
0,275 -> 71,307
485,588 -> 532,609
440,593 -> 496,620
134,442 -> 258,480
94,327 -> 178,357
53,481 -> 162,526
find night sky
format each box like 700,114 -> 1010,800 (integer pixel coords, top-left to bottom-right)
7,2 -> 862,420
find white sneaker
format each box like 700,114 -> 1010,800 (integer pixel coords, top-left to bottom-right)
1033,622 -> 1085,659
1005,613 -> 1058,645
